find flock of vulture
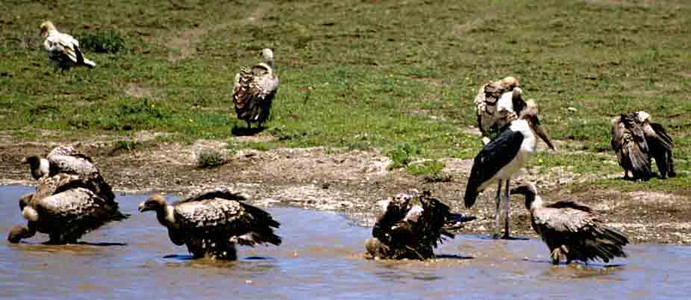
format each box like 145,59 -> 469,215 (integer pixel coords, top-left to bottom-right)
17,21 -> 679,265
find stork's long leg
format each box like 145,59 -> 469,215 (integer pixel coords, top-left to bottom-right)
494,180 -> 502,236
503,179 -> 511,239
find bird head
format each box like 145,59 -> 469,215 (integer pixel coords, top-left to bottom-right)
21,155 -> 41,167
635,111 -> 651,123
19,193 -> 33,211
261,48 -> 274,66
39,21 -> 56,37
501,76 -> 519,89
138,193 -> 167,213
519,99 -> 555,150
7,225 -> 30,243
510,182 -> 538,210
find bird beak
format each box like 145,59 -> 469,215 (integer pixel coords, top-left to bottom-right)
138,202 -> 150,212
531,117 -> 555,150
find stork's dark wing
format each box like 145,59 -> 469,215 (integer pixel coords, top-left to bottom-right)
464,128 -> 523,208
174,198 -> 281,246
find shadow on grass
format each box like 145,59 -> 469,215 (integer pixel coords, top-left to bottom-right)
231,125 -> 265,136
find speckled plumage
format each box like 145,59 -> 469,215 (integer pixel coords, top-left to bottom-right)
512,183 -> 628,265
611,113 -> 651,180
10,176 -> 126,244
43,146 -> 116,202
232,49 -> 279,128
140,187 -> 281,260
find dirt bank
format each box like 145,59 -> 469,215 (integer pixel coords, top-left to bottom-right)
0,133 -> 689,244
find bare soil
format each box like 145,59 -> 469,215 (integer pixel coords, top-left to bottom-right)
1,132 -> 689,244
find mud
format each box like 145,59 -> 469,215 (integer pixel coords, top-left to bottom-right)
0,133 -> 689,244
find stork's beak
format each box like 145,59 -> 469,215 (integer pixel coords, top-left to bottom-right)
138,202 -> 150,212
531,117 -> 555,150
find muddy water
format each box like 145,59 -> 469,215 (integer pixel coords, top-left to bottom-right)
0,185 -> 689,300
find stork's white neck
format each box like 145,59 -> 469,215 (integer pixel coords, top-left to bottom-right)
510,119 -> 537,153
497,91 -> 515,113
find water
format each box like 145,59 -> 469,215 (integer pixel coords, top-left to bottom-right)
0,185 -> 689,300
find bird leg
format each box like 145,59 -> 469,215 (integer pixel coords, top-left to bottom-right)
550,248 -> 562,265
493,180 -> 502,238
246,121 -> 251,129
503,179 -> 511,239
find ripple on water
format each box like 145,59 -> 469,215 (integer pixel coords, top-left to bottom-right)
0,185 -> 690,300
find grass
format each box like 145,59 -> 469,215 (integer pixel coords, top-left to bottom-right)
196,149 -> 226,169
0,0 -> 689,193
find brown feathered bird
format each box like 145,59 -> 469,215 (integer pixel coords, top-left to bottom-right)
232,48 -> 279,129
474,76 -> 530,144
365,190 -> 476,260
635,111 -> 676,179
139,188 -> 282,260
22,146 -> 115,202
510,182 -> 628,265
8,173 -> 127,244
611,113 -> 652,180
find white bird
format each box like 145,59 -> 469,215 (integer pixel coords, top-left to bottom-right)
40,21 -> 96,72
464,100 -> 554,239
232,48 -> 279,129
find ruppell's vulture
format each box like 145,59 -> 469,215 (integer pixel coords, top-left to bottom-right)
365,190 -> 476,260
611,113 -> 652,180
40,21 -> 96,72
464,100 -> 554,239
139,188 -> 282,260
474,76 -> 530,144
22,146 -> 115,202
510,182 -> 628,265
232,48 -> 279,129
7,173 -> 127,244
635,111 -> 676,179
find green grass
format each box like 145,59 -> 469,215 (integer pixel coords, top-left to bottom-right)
1,0 -> 689,192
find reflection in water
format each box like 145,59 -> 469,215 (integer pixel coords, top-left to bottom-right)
0,185 -> 690,300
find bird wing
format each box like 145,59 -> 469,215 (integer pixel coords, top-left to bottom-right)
648,123 -> 673,151
610,116 -> 624,151
533,205 -> 629,263
46,33 -> 79,63
544,200 -> 592,213
232,64 -> 278,122
177,187 -> 246,204
464,128 -> 524,208
174,197 -> 281,246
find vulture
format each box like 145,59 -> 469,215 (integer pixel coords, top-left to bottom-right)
22,146 -> 115,202
510,182 -> 628,265
465,100 -> 554,239
7,173 -> 127,244
232,48 -> 279,129
40,21 -> 96,72
474,76 -> 527,144
364,190 -> 476,260
611,113 -> 652,180
138,188 -> 282,260
635,111 -> 676,179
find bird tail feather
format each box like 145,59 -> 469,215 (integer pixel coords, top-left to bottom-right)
83,59 -> 96,68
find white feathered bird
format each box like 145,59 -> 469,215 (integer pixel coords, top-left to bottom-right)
40,21 -> 96,72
